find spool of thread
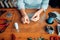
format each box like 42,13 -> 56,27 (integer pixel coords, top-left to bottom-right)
11,34 -> 16,40
46,12 -> 57,24
14,22 -> 19,32
53,11 -> 60,23
1,38 -> 4,40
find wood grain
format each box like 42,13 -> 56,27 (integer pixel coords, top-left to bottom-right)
0,7 -> 60,40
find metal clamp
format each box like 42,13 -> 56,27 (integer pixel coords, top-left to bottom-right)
45,26 -> 54,34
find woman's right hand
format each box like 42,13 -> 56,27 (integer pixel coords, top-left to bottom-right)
21,15 -> 30,24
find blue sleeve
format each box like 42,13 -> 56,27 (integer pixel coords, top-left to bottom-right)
41,0 -> 49,11
17,0 -> 25,10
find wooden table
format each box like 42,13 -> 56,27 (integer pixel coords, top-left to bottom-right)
0,7 -> 60,40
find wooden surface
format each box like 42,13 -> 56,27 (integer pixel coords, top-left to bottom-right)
0,7 -> 60,40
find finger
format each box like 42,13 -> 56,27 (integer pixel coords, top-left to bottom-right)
31,16 -> 37,20
22,18 -> 26,24
22,19 -> 25,24
32,16 -> 37,20
31,18 -> 36,21
26,19 -> 30,24
24,18 -> 28,24
32,19 -> 37,22
31,18 -> 39,22
32,15 -> 36,19
27,20 -> 30,24
32,15 -> 40,20
32,13 -> 37,18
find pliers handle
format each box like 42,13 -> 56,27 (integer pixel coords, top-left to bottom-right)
0,19 -> 9,33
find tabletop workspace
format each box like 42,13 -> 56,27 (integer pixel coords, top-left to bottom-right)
0,7 -> 60,40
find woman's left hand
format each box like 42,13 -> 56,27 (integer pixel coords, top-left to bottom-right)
31,12 -> 40,22
31,9 -> 44,22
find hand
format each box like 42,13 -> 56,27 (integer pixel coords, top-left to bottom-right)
31,12 -> 40,22
31,9 -> 44,22
21,15 -> 30,24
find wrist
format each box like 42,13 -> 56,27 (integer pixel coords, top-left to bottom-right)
21,13 -> 27,17
37,9 -> 44,15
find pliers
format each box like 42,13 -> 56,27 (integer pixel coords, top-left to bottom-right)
0,19 -> 9,33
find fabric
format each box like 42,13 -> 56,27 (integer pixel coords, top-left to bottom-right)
16,0 -> 49,10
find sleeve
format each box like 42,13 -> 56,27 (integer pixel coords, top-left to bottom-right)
41,0 -> 49,11
16,0 -> 25,10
